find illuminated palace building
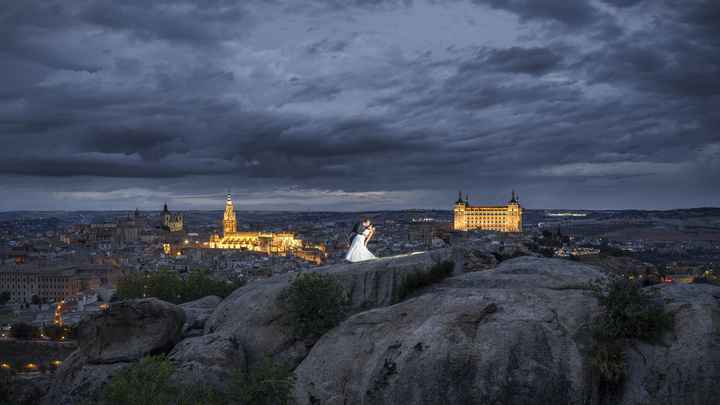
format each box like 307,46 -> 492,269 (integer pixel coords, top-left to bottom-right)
453,191 -> 523,233
208,194 -> 326,263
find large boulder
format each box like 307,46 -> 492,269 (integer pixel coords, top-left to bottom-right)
293,257 -> 603,405
77,298 -> 185,363
200,249 -> 454,372
293,256 -> 720,405
180,295 -> 222,337
619,283 -> 720,405
44,298 -> 185,404
444,256 -> 605,290
169,332 -> 246,390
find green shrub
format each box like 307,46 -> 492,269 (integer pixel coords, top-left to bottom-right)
100,356 -> 178,405
9,322 -> 36,340
395,260 -> 454,302
590,276 -> 673,343
42,324 -> 67,341
181,269 -> 238,302
94,356 -> 231,405
279,272 -> 349,339
588,276 -> 673,384
116,272 -> 148,300
145,270 -> 184,303
117,269 -> 240,304
589,341 -> 625,384
229,358 -> 295,405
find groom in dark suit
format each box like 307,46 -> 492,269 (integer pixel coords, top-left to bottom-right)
349,219 -> 371,242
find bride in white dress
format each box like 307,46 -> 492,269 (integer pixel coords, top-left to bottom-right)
345,224 -> 376,262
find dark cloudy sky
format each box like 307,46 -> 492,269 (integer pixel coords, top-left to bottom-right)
1,0 -> 718,211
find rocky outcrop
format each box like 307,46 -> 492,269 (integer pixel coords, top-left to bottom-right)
169,332 -> 245,389
620,284 -> 720,405
42,244 -> 720,405
202,249 -> 454,371
452,237 -> 537,273
293,256 -> 720,405
293,257 -> 603,405
180,295 -> 222,337
44,298 -> 185,405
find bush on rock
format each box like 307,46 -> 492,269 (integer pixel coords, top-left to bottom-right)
279,272 -> 349,340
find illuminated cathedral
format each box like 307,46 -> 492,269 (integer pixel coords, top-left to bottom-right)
208,193 -> 326,262
453,190 -> 523,233
162,203 -> 183,232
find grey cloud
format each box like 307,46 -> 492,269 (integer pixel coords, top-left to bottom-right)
0,0 -> 718,209
600,0 -> 645,8
472,0 -> 601,27
80,1 -> 251,45
461,47 -> 563,76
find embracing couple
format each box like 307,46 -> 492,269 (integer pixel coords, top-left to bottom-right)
345,218 -> 377,262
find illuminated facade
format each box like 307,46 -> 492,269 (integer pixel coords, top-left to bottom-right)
162,204 -> 184,232
0,267 -> 82,304
453,191 -> 523,233
208,193 -> 326,262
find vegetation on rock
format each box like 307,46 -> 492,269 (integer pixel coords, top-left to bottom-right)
279,272 -> 349,339
395,260 -> 454,302
9,322 -> 36,340
230,357 -> 295,405
588,276 -> 673,384
95,355 -> 293,405
99,356 -> 178,405
116,269 -> 240,304
96,356 -> 223,405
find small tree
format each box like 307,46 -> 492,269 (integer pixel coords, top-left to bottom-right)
43,324 -> 65,341
118,270 -> 240,305
116,272 -> 146,300
590,276 -> 673,343
180,269 -> 238,302
588,276 -> 673,385
101,356 -> 178,405
279,272 -> 349,339
145,270 -> 183,303
230,358 -> 295,405
10,322 -> 34,340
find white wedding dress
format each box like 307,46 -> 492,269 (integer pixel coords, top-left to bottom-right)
345,229 -> 376,262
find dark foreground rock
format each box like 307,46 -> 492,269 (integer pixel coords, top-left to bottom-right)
621,283 -> 720,405
293,257 -> 720,405
293,257 -> 603,405
179,295 -> 222,337
202,249 -> 454,371
44,298 -> 185,404
42,248 -> 720,405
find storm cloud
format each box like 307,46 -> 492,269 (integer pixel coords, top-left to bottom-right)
0,0 -> 718,210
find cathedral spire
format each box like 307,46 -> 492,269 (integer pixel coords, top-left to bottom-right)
223,191 -> 237,236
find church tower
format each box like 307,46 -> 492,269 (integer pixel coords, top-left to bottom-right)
223,192 -> 237,237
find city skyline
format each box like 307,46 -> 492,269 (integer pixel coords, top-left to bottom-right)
2,0 -> 719,211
